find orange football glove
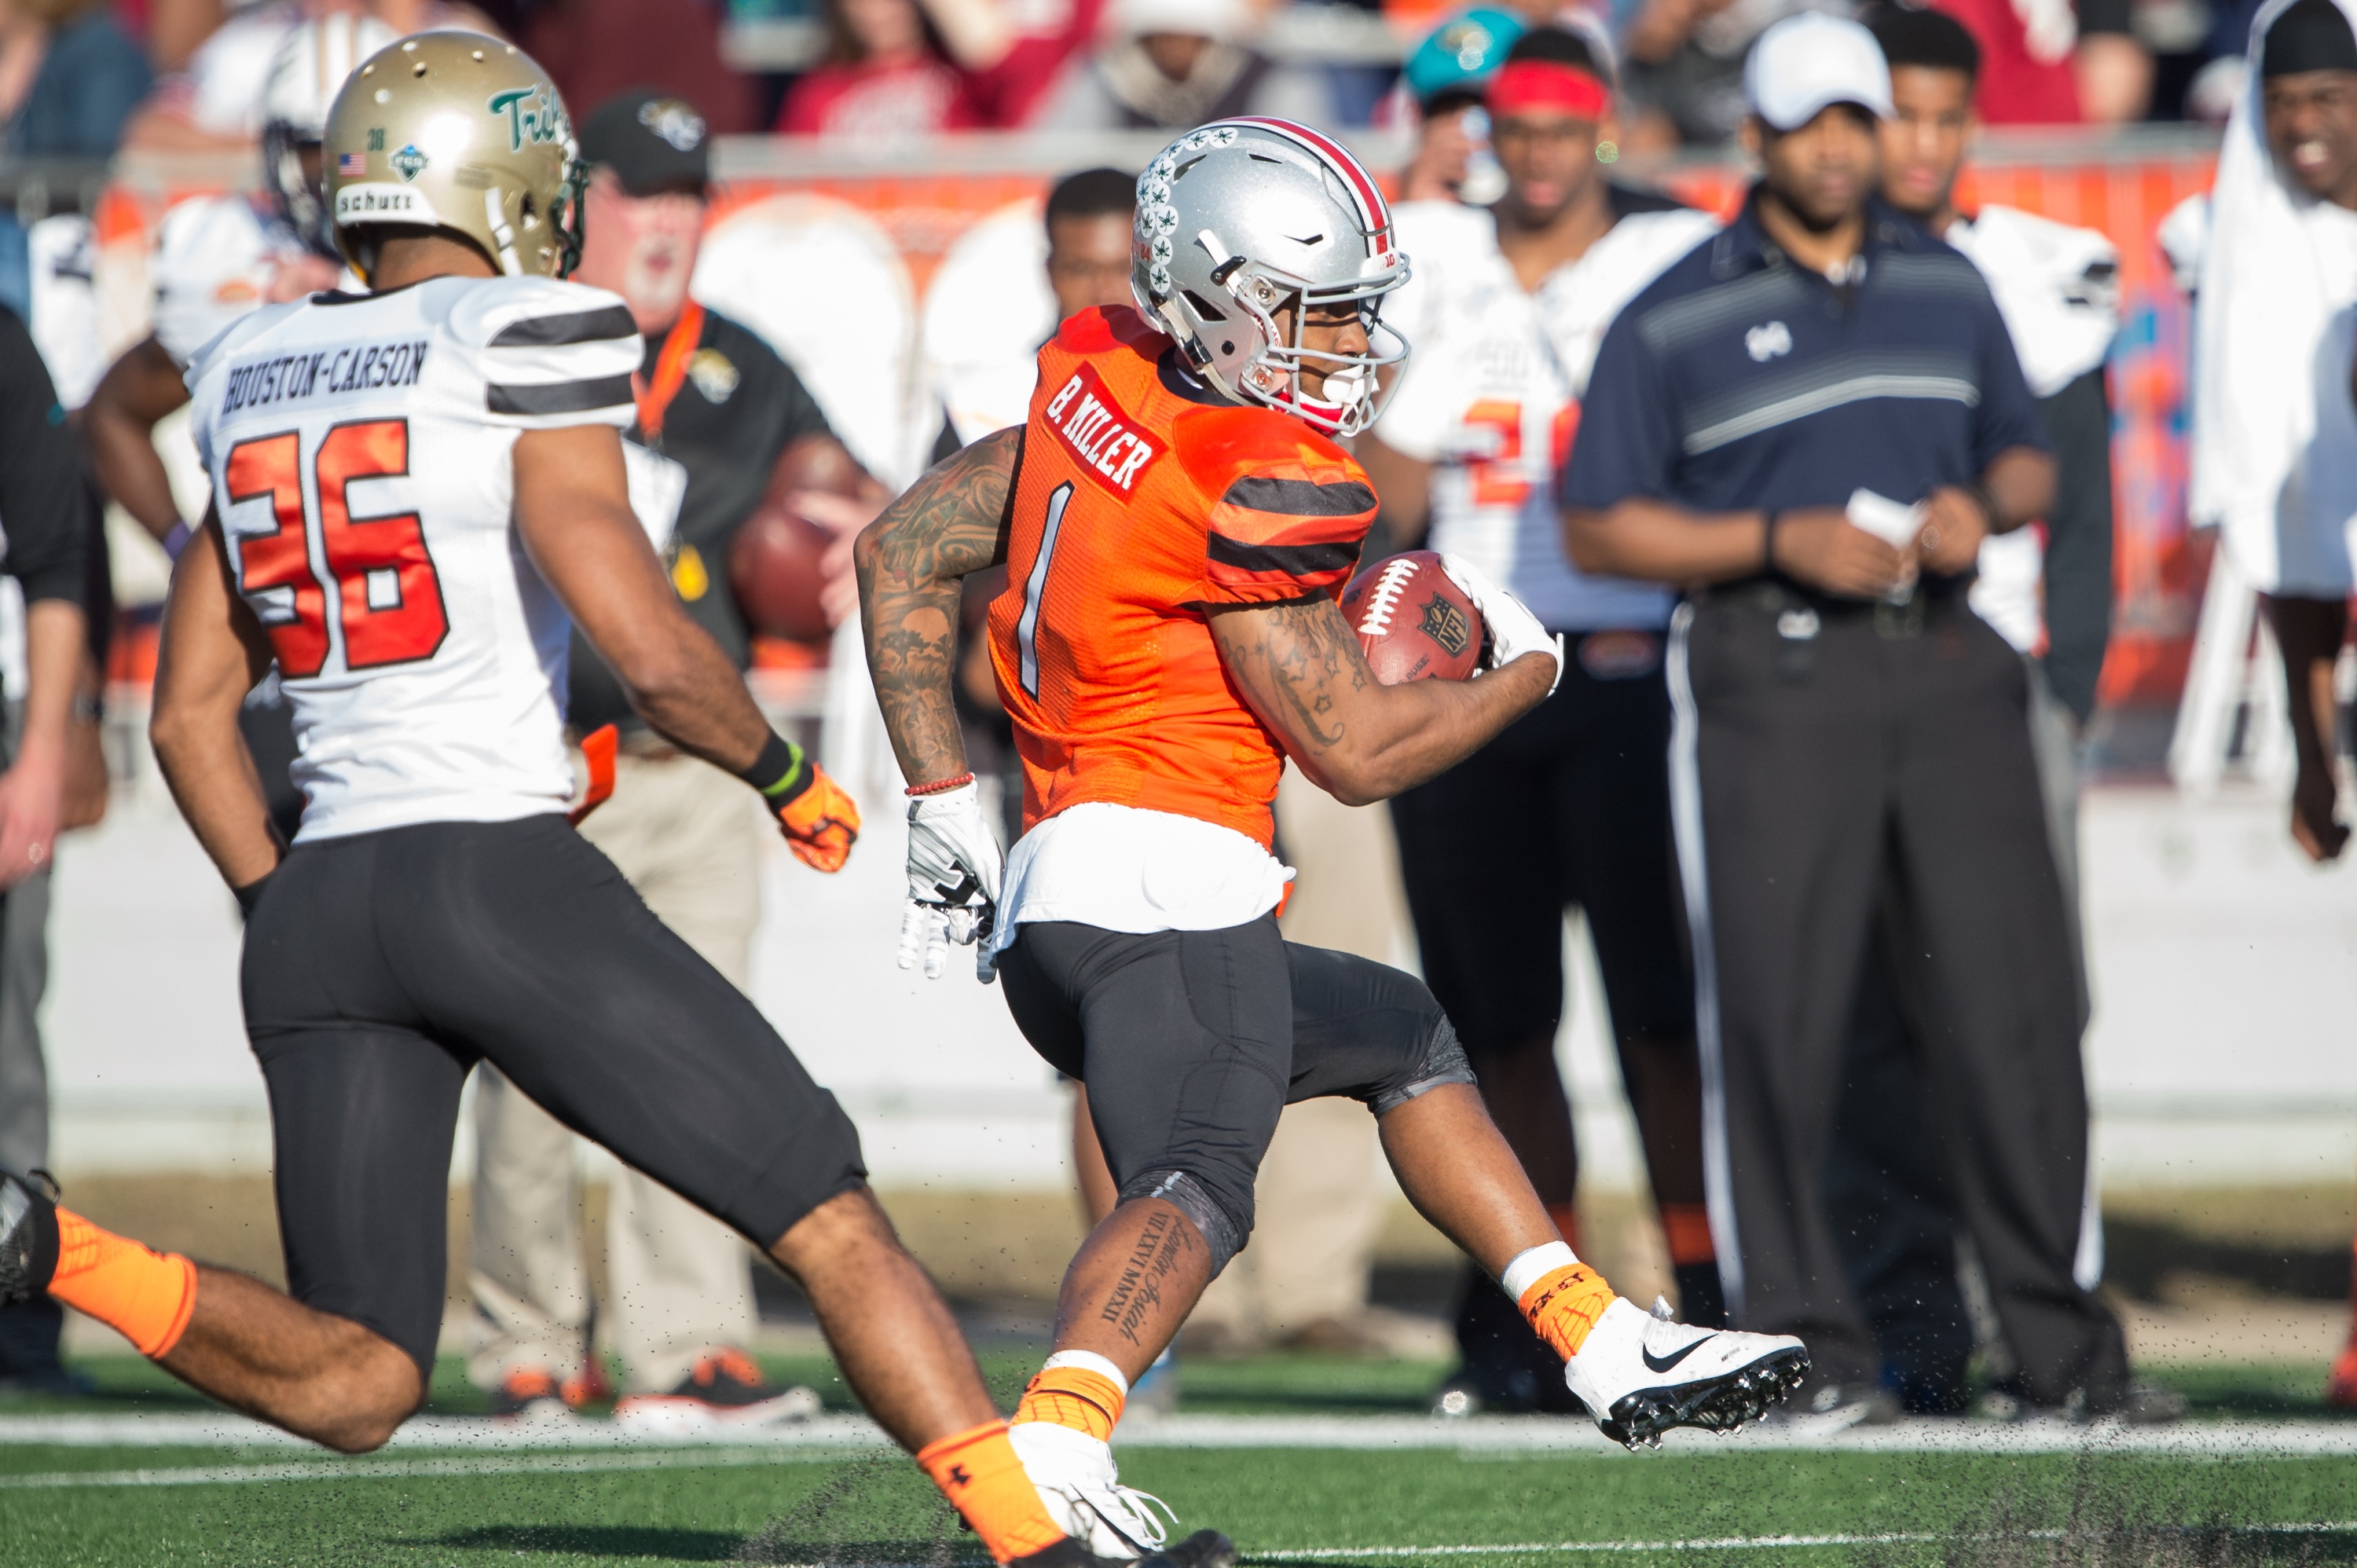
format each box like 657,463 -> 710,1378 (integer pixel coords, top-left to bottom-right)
775,762 -> 860,873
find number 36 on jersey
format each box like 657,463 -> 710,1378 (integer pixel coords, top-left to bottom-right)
222,418 -> 450,677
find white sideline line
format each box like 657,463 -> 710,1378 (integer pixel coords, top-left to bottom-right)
1259,1523 -> 2357,1559
4,1411 -> 2357,1456
0,1412 -> 898,1451
0,1448 -> 881,1491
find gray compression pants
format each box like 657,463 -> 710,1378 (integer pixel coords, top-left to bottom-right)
998,915 -> 1474,1273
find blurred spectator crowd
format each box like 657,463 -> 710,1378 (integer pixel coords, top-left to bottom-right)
0,0 -> 2293,184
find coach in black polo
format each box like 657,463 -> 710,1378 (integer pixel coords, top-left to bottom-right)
1562,13 -> 2128,1418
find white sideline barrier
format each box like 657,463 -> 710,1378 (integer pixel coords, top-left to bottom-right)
38,777 -> 2357,1188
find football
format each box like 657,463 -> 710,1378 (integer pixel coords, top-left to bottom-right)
1339,551 -> 1483,685
728,439 -> 855,646
728,506 -> 832,645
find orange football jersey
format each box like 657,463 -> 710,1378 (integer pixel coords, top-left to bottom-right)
988,306 -> 1378,850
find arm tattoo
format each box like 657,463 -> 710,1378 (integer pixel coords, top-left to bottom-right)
1219,596 -> 1370,753
855,428 -> 1019,786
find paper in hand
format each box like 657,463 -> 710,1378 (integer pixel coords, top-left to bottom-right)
1845,488 -> 1924,548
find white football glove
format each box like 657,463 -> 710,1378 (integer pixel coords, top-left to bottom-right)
1439,552 -> 1564,695
898,780 -> 1006,984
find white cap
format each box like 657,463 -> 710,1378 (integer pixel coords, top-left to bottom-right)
1744,13 -> 1893,131
1112,0 -> 1248,40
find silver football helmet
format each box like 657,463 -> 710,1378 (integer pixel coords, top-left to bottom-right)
261,13 -> 399,258
1132,119 -> 1409,437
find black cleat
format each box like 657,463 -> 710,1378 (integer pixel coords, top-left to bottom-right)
0,1169 -> 59,1305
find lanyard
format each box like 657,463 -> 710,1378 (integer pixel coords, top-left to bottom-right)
632,299 -> 706,443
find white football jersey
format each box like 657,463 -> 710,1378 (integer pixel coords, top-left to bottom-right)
186,275 -> 640,842
1945,205 -> 2121,657
1379,198 -> 1717,632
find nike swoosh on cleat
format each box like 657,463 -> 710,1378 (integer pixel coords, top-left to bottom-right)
1641,1335 -> 1718,1374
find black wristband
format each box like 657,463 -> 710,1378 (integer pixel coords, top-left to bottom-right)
233,872 -> 275,918
740,731 -> 812,811
1761,509 -> 1782,573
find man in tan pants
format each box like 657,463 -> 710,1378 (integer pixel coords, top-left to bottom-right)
470,753 -> 816,1427
467,90 -> 875,1427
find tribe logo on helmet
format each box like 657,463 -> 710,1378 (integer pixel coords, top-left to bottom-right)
488,86 -> 566,153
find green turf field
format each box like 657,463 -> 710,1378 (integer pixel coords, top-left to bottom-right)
4,1353 -> 2355,1566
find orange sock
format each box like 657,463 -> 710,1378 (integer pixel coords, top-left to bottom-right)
1659,1203 -> 1717,1267
1518,1261 -> 1617,1361
916,1420 -> 1067,1563
1544,1202 -> 1584,1256
1012,1356 -> 1126,1442
49,1210 -> 197,1360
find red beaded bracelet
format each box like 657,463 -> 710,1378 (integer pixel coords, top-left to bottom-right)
905,772 -> 976,797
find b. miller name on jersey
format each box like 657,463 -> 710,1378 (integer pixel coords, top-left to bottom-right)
1043,365 -> 1160,496
224,339 -> 430,416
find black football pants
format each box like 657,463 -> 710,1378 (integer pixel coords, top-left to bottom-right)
241,815 -> 867,1379
999,915 -> 1475,1273
1668,586 -> 2128,1409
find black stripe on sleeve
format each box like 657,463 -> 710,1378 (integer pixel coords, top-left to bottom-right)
488,306 -> 641,348
1219,475 -> 1377,517
1208,532 -> 1362,577
486,375 -> 636,416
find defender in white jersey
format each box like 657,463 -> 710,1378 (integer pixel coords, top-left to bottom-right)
1354,27 -> 1732,1415
0,35 -> 1232,1568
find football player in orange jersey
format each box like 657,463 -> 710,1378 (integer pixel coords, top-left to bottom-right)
860,119 -> 1812,1550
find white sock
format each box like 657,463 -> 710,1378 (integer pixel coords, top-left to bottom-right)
1500,1240 -> 1580,1303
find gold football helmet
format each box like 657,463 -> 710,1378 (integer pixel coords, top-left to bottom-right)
322,31 -> 584,282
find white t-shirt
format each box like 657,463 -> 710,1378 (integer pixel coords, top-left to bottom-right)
922,200 -> 1057,445
151,195 -> 322,368
1945,205 -> 2121,655
994,802 -> 1294,952
178,2 -> 302,140
1378,197 -> 1717,632
187,276 -> 640,841
25,215 -> 101,409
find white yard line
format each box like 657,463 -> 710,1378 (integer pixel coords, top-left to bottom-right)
2,1411 -> 2356,1456
0,1447 -> 880,1490
1259,1523 -> 2357,1559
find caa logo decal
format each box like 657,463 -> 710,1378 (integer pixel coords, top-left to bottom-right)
1745,321 -> 1792,362
1042,365 -> 1160,496
390,144 -> 427,181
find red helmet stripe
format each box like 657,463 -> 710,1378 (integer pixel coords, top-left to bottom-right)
1224,117 -> 1392,255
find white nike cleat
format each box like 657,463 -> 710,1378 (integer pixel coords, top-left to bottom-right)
1007,1420 -> 1178,1559
1563,1296 -> 1810,1449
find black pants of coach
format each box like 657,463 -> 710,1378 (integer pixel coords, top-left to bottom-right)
1669,584 -> 2127,1410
